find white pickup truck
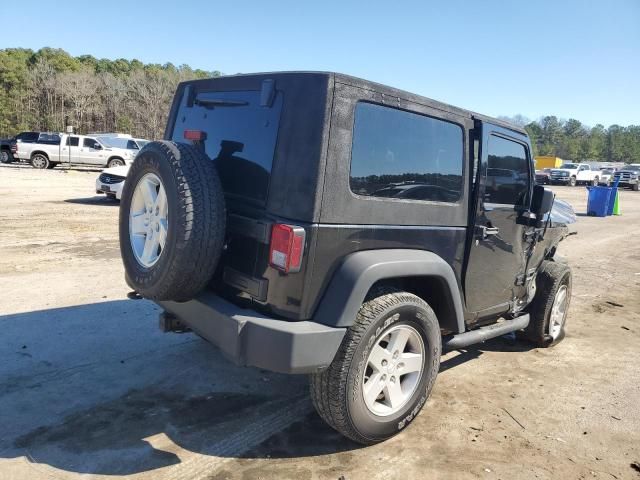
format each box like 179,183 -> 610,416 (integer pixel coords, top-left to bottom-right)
15,133 -> 137,169
549,163 -> 602,187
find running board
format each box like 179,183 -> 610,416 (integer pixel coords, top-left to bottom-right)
443,314 -> 530,351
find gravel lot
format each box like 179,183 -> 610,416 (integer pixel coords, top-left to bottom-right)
1,164 -> 639,480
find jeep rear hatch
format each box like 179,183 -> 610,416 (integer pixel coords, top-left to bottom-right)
168,82 -> 284,301
169,85 -> 283,207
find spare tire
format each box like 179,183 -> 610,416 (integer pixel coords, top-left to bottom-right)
119,141 -> 225,301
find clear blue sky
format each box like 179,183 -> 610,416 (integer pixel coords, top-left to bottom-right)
4,0 -> 639,127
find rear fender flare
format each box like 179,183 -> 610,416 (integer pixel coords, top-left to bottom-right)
313,249 -> 465,333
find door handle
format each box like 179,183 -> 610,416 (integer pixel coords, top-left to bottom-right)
478,225 -> 500,239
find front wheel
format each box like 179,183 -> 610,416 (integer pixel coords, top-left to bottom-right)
31,154 -> 49,169
633,183 -> 639,192
310,289 -> 441,444
522,260 -> 572,347
568,176 -> 577,187
592,177 -> 599,186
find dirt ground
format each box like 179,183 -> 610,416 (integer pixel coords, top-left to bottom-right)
1,164 -> 639,480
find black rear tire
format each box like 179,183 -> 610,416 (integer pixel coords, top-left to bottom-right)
522,260 -> 572,347
31,153 -> 49,169
0,150 -> 12,164
310,289 -> 441,444
107,157 -> 125,168
633,183 -> 639,192
119,141 -> 226,301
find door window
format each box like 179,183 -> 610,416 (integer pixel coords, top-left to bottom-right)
84,138 -> 100,149
485,135 -> 529,206
66,136 -> 80,147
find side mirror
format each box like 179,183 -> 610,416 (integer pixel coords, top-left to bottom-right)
94,143 -> 103,150
531,185 -> 554,216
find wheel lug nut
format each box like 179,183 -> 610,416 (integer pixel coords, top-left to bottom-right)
381,360 -> 388,367
390,376 -> 396,383
381,374 -> 387,382
393,351 -> 399,359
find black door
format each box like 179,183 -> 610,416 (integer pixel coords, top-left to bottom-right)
464,124 -> 533,317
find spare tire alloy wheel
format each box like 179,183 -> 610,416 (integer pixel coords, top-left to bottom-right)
129,173 -> 167,268
0,150 -> 10,163
119,141 -> 225,301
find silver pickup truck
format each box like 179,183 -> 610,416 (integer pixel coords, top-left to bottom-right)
15,133 -> 137,169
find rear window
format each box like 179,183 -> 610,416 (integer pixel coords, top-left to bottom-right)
349,102 -> 464,203
172,89 -> 283,204
38,133 -> 61,145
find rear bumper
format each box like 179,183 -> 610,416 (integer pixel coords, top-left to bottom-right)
158,293 -> 346,374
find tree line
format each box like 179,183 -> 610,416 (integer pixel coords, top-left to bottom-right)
0,47 -> 220,141
1,48 -> 639,164
500,115 -> 640,165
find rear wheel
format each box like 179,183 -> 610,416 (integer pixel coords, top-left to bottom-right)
31,153 -> 49,169
107,157 -> 125,168
310,289 -> 441,444
633,182 -> 639,192
592,176 -> 599,186
0,150 -> 12,164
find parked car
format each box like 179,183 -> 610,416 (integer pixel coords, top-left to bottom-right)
613,164 -> 640,191
598,167 -> 616,186
549,163 -> 601,186
14,134 -> 137,169
100,136 -> 150,151
1,131 -> 50,163
95,164 -> 129,200
535,168 -> 552,184
118,72 -> 576,444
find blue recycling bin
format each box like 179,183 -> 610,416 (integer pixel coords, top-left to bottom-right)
586,186 -> 610,217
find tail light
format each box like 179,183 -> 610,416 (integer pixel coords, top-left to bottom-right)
184,129 -> 206,141
269,224 -> 305,273
10,143 -> 17,153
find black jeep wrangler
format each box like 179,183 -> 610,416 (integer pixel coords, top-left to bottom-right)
119,72 -> 576,444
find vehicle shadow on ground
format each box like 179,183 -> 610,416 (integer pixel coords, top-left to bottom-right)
0,300 -> 360,476
440,333 -> 535,373
64,196 -> 119,206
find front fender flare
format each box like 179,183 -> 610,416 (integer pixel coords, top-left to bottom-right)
313,249 -> 465,333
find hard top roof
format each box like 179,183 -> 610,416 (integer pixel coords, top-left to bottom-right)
190,71 -> 527,135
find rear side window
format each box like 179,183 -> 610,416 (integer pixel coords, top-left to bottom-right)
172,89 -> 283,204
66,136 -> 80,147
17,132 -> 39,142
38,133 -> 61,144
350,102 -> 464,203
485,135 -> 529,206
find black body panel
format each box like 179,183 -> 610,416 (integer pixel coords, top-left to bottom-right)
163,71 -> 568,328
